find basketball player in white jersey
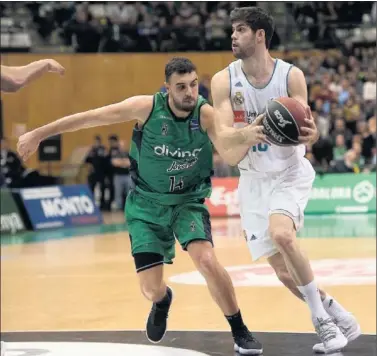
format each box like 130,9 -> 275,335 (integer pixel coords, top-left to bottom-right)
211,7 -> 361,354
1,59 -> 65,92
0,57 -> 64,356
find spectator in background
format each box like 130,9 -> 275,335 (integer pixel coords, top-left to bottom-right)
313,98 -> 327,116
361,116 -> 377,164
136,3 -> 159,52
0,137 -> 25,187
347,71 -> 364,97
363,72 -> 376,102
329,149 -> 360,173
343,96 -> 361,133
331,117 -> 353,148
86,135 -> 107,210
329,73 -> 342,94
311,136 -> 334,172
313,110 -> 330,138
106,134 -> 120,211
333,134 -> 347,161
0,171 -> 5,187
111,140 -> 132,211
351,139 -> 365,167
338,79 -> 351,106
63,5 -> 103,52
205,10 -> 228,50
173,2 -> 202,51
363,147 -> 376,173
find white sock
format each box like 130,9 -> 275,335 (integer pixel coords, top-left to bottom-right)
297,281 -> 329,320
322,294 -> 349,319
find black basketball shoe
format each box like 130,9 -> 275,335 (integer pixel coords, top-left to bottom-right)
146,286 -> 173,343
233,327 -> 263,355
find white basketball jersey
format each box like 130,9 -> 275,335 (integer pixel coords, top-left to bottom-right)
229,58 -> 305,173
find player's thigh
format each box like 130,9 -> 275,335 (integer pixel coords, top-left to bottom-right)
269,158 -> 315,232
238,174 -> 270,236
238,175 -> 277,261
126,191 -> 175,269
172,200 -> 213,251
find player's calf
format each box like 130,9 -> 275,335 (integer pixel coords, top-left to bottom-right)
135,253 -> 173,344
187,240 -> 263,354
137,257 -> 166,302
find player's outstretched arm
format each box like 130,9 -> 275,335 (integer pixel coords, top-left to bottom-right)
1,59 -> 65,92
211,70 -> 268,149
288,66 -> 319,145
17,95 -> 153,161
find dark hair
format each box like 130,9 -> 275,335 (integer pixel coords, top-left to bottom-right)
230,7 -> 274,49
165,57 -> 197,82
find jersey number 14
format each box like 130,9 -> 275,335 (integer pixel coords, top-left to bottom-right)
169,176 -> 184,192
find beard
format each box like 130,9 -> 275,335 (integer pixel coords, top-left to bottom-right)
232,42 -> 256,59
172,96 -> 197,112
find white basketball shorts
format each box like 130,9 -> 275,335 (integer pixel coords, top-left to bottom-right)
238,157 -> 315,261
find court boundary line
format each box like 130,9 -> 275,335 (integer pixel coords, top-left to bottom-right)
1,329 -> 375,336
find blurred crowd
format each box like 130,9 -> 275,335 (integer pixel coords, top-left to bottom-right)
296,46 -> 376,175
85,134 -> 131,211
1,2 -> 375,52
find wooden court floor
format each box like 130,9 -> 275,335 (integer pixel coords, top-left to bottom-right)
1,214 -> 376,335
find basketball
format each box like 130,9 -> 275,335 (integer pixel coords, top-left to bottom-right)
262,97 -> 308,146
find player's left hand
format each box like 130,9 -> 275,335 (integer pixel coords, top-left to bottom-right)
17,131 -> 41,161
298,107 -> 319,145
44,59 -> 65,76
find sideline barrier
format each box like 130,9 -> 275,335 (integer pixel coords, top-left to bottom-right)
18,185 -> 103,230
206,173 -> 376,217
0,188 -> 26,234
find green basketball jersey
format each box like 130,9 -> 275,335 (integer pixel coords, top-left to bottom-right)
129,92 -> 213,205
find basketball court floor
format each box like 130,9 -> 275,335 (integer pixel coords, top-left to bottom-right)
1,213 -> 376,356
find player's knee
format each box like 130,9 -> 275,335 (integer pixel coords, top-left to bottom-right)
270,228 -> 294,250
140,280 -> 164,302
193,250 -> 218,276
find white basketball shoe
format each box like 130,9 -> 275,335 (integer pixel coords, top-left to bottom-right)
313,317 -> 348,354
313,313 -> 361,354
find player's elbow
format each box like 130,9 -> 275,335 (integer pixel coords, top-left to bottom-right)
1,76 -> 24,92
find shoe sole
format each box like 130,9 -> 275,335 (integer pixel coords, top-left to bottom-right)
145,287 -> 174,344
323,336 -> 348,354
234,343 -> 263,355
346,324 -> 361,342
313,324 -> 362,354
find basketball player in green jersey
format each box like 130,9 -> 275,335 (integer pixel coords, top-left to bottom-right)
17,57 -> 267,355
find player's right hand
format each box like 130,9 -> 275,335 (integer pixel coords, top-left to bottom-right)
45,59 -> 65,76
17,131 -> 41,161
245,113 -> 270,146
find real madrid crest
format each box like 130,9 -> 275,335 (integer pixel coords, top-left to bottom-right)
233,91 -> 244,105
